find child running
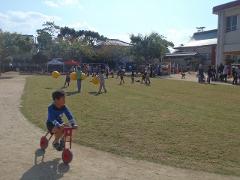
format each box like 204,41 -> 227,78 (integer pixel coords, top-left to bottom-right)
131,71 -> 135,84
46,90 -> 77,151
63,72 -> 71,88
141,72 -> 146,84
145,71 -> 151,85
119,70 -> 125,85
97,70 -> 107,94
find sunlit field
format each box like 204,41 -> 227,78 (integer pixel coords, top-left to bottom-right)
21,75 -> 240,176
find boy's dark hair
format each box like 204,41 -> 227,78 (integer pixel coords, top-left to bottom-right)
52,90 -> 65,100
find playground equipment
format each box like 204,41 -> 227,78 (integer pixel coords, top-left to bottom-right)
40,124 -> 77,164
52,71 -> 61,79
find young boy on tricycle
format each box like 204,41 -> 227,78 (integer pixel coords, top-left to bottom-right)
46,90 -> 77,151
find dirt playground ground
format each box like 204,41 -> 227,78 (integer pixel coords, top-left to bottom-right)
0,72 -> 238,180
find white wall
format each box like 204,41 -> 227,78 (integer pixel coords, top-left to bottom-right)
216,6 -> 240,65
224,8 -> 240,45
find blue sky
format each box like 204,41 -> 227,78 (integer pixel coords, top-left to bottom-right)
0,0 -> 230,46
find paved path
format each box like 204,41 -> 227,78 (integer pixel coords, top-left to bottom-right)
164,73 -> 234,86
0,72 -> 239,180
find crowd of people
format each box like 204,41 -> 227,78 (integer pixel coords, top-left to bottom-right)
197,63 -> 240,85
62,64 -> 154,96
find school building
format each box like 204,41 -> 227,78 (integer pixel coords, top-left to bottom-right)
213,0 -> 240,65
163,29 -> 217,70
164,0 -> 240,70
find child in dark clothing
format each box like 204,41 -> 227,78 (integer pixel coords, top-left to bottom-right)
207,66 -> 213,84
131,71 -> 135,84
119,70 -> 125,85
141,72 -> 146,84
64,72 -> 71,87
232,68 -> 238,85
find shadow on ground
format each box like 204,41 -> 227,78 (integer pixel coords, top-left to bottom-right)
88,91 -> 98,96
45,87 -> 54,90
20,149 -> 70,180
0,76 -> 14,80
66,91 -> 79,96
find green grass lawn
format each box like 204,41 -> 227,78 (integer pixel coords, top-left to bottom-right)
21,75 -> 240,176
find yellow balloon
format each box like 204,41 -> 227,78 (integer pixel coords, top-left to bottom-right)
81,73 -> 87,80
90,76 -> 99,85
71,72 -> 87,81
70,72 -> 77,80
52,71 -> 60,78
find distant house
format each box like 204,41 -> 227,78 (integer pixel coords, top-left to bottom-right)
164,29 -> 217,70
96,39 -> 132,47
213,0 -> 240,65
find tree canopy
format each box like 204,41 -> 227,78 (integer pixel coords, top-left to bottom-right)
130,32 -> 174,64
0,22 -> 174,70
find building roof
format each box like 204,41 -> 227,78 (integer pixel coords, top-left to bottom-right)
213,0 -> 240,14
180,38 -> 217,48
97,39 -> 132,47
165,52 -> 198,57
175,29 -> 217,49
192,29 -> 217,40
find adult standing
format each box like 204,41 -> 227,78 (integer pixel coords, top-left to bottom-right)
223,65 -> 228,82
218,63 -> 224,81
232,67 -> 238,85
236,66 -> 240,84
207,66 -> 213,84
76,66 -> 82,93
198,64 -> 204,83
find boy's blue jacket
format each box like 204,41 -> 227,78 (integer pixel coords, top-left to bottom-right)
47,103 -> 75,127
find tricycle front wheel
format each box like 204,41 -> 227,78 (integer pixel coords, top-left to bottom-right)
62,149 -> 73,164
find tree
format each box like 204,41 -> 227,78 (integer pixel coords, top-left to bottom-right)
32,52 -> 48,64
95,45 -> 130,67
37,29 -> 52,50
130,32 -> 174,64
58,27 -> 107,46
42,21 -> 60,38
0,30 -> 35,73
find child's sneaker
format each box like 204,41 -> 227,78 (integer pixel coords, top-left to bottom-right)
59,138 -> 65,151
52,142 -> 61,151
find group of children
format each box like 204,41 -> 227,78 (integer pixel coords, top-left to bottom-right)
62,67 -> 107,95
116,70 -> 151,86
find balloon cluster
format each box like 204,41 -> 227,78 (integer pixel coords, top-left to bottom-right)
51,71 -> 99,85
70,72 -> 87,80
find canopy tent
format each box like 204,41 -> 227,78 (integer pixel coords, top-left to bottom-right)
47,58 -> 64,72
64,60 -> 80,66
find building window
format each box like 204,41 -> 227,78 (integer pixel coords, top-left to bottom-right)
226,16 -> 238,32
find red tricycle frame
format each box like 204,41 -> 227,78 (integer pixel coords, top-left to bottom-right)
40,125 -> 76,164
